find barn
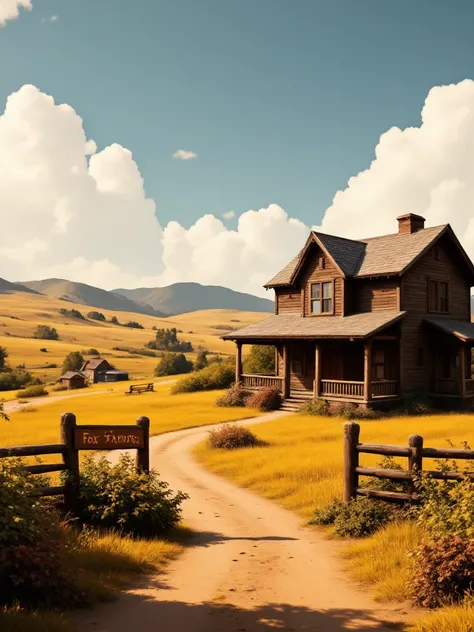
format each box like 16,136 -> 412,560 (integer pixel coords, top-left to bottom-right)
60,372 -> 87,390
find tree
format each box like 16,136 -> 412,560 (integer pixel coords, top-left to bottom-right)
62,352 -> 84,373
87,311 -> 106,322
59,308 -> 84,319
123,321 -> 144,329
0,346 -> 8,370
33,325 -> 59,341
194,349 -> 208,371
147,328 -> 193,352
154,352 -> 193,377
243,345 -> 276,375
110,316 -> 120,325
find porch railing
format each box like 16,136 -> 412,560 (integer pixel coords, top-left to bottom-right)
371,380 -> 398,398
320,379 -> 364,399
241,374 -> 284,391
435,378 -> 460,395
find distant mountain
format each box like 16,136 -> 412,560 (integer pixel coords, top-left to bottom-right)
114,282 -> 274,316
20,278 -> 160,316
0,277 -> 39,295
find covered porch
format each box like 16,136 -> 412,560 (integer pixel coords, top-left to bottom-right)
225,311 -> 406,407
425,318 -> 474,400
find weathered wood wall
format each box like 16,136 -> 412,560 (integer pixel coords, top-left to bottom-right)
353,278 -> 399,313
298,244 -> 343,316
275,288 -> 302,314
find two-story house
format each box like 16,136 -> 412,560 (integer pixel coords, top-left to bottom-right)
223,214 -> 474,409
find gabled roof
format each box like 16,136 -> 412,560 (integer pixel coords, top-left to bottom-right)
424,318 -> 474,342
265,223 -> 474,288
81,358 -> 110,370
222,310 -> 405,340
61,371 -> 85,380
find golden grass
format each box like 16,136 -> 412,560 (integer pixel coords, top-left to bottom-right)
408,599 -> 474,632
0,292 -> 265,381
195,412 -> 474,518
0,609 -> 69,632
0,384 -> 261,449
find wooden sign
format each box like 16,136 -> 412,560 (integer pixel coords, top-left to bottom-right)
74,425 -> 144,450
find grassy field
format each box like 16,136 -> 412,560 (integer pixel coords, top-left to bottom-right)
0,383 -> 262,449
195,412 -> 474,631
0,292 -> 266,382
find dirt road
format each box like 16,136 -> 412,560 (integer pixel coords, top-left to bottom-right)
77,413 -> 413,632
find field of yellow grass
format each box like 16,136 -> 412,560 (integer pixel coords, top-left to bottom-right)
0,292 -> 266,382
195,412 -> 474,631
0,383 -> 262,449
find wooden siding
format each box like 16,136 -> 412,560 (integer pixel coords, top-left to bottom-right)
275,288 -> 302,314
353,278 -> 399,313
298,244 -> 343,317
400,236 -> 471,393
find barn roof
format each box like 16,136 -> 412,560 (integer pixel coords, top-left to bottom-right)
222,310 -> 405,340
424,318 -> 474,342
61,371 -> 85,380
264,223 -> 468,287
82,358 -> 110,370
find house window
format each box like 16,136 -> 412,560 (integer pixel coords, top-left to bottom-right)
428,280 -> 449,313
311,281 -> 333,314
372,349 -> 385,380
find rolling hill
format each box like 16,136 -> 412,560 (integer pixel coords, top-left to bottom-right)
114,283 -> 274,315
18,278 -> 274,316
0,277 -> 39,295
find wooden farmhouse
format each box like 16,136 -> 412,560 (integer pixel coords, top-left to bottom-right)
60,371 -> 87,390
80,358 -> 129,383
224,214 -> 474,409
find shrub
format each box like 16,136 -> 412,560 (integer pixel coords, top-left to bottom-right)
243,345 -> 275,375
16,385 -> 48,398
216,384 -> 251,408
0,345 -> 7,369
147,328 -> 193,352
82,347 -> 100,356
311,497 -> 395,538
39,347 -> 48,352
33,325 -> 59,340
155,352 -> 193,377
110,316 -> 120,325
77,454 -> 188,537
112,346 -> 157,357
43,363 -> 58,369
208,424 -> 259,450
123,321 -> 144,329
172,361 -> 235,393
408,537 -> 474,608
52,384 -> 68,392
246,387 -> 282,411
0,369 -> 33,392
87,311 -> 106,321
194,349 -> 208,371
62,351 -> 84,373
59,308 -> 84,320
299,399 -> 330,416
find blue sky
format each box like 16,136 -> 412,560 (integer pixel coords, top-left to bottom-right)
2,0 -> 474,229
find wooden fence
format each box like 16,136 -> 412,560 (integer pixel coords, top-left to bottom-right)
343,422 -> 474,504
0,413 -> 150,513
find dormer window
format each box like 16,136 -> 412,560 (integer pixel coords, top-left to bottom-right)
311,281 -> 333,314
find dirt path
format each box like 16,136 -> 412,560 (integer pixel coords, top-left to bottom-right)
3,379 -> 176,414
76,412 -> 413,632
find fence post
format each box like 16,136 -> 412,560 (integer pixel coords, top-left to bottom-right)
408,434 -> 423,499
136,416 -> 150,474
343,422 -> 360,502
60,412 -> 79,514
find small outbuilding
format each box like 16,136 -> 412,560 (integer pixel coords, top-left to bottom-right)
60,371 -> 87,390
97,369 -> 129,383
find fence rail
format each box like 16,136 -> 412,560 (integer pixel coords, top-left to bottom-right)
241,374 -> 284,390
371,380 -> 397,398
321,379 -> 364,399
344,422 -> 474,504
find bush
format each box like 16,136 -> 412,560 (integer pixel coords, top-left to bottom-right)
59,308 -> 84,320
299,399 -> 330,415
194,349 -> 208,371
77,454 -> 187,537
243,345 -> 275,375
112,346 -> 157,357
123,321 -> 144,329
62,351 -> 84,373
16,385 -> 48,398
216,384 -> 251,408
33,325 -> 59,340
0,345 -> 7,369
172,361 -> 235,394
299,399 -> 379,419
246,387 -> 282,411
408,537 -> 474,608
0,369 -> 34,392
147,328 -> 193,352
110,316 -> 120,325
82,347 -> 100,356
87,311 -> 106,321
51,384 -> 68,392
311,497 -> 395,538
208,423 -> 259,450
155,352 -> 193,377
39,347 -> 48,353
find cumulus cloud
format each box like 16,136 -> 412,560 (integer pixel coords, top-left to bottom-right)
222,210 -> 236,220
0,0 -> 32,26
4,80 -> 474,299
172,149 -> 198,160
318,79 -> 474,249
42,14 -> 58,23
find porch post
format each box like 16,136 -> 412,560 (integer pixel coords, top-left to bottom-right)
282,343 -> 290,399
314,343 -> 321,400
235,342 -> 243,386
460,343 -> 467,399
364,338 -> 372,403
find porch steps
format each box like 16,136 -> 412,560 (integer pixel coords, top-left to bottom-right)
281,390 -> 313,412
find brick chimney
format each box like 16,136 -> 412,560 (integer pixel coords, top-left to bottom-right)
396,213 -> 425,235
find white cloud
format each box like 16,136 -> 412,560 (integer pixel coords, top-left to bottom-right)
49,14 -> 57,21
0,0 -> 32,26
172,149 -> 198,161
222,210 -> 235,220
4,80 -> 474,299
